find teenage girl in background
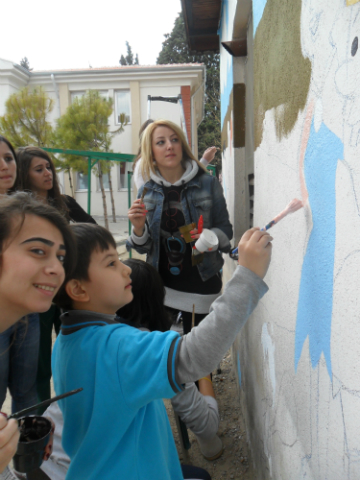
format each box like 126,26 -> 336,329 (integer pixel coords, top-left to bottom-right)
0,192 -> 76,474
17,146 -> 96,407
0,137 -> 40,416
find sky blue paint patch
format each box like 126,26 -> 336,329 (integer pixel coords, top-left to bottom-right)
237,352 -> 242,386
218,0 -> 234,128
217,0 -> 227,36
220,61 -> 234,128
295,121 -> 343,378
253,0 -> 268,35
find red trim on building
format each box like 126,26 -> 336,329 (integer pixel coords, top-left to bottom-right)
181,86 -> 191,147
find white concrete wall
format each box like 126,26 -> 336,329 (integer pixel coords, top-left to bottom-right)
220,0 -> 360,478
140,84 -> 181,124
0,59 -> 29,116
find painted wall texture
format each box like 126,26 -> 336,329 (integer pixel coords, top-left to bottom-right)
221,0 -> 360,478
219,0 -> 254,286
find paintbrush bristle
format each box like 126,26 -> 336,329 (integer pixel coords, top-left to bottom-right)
286,198 -> 303,214
269,198 -> 304,227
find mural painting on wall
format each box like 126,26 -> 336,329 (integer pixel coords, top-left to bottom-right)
253,0 -> 360,476
219,0 -> 235,203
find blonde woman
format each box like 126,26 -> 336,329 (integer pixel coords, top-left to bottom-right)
127,120 -> 232,334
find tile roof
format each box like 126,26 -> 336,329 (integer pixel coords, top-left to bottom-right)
32,63 -> 204,73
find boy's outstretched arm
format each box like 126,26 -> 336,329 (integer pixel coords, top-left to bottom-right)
173,228 -> 272,385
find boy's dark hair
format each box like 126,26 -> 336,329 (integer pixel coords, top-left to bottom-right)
55,223 -> 116,310
0,136 -> 19,193
0,192 -> 76,282
116,259 -> 172,332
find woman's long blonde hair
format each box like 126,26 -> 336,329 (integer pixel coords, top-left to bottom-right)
140,119 -> 207,182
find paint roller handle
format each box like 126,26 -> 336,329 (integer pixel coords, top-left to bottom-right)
229,246 -> 238,260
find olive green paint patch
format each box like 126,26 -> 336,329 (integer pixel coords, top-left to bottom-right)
233,84 -> 246,148
221,84 -> 246,151
254,0 -> 311,149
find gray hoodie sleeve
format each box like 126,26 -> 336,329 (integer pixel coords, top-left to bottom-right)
174,265 -> 268,384
171,383 -> 219,438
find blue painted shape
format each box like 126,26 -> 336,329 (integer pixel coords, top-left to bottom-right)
217,0 -> 227,36
253,0 -> 268,35
218,0 -> 234,128
295,121 -> 344,377
220,60 -> 234,129
237,352 -> 242,386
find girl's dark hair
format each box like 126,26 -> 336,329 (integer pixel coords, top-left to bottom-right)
0,192 -> 76,284
16,147 -> 69,217
0,136 -> 19,193
55,223 -> 116,310
116,259 -> 172,332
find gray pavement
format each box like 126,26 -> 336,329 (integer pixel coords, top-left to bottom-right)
92,215 -> 130,242
92,215 -> 142,260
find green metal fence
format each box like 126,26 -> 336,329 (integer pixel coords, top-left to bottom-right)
43,147 -> 136,214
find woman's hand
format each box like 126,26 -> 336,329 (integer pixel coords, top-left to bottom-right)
190,228 -> 200,240
237,227 -> 272,279
0,415 -> 20,474
42,418 -> 55,461
202,146 -> 218,164
128,199 -> 148,236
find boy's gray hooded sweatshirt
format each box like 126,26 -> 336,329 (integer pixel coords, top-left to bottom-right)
174,265 -> 268,384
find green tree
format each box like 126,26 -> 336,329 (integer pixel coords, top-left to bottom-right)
119,41 -> 139,65
157,14 -> 220,168
20,57 -> 32,71
55,91 -> 126,228
0,86 -> 54,147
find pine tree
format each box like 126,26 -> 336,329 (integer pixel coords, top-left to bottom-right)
0,87 -> 54,147
55,91 -> 126,228
157,14 -> 220,167
20,57 -> 32,71
119,42 -> 140,65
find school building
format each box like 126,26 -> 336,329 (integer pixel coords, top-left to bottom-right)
0,57 -> 205,216
183,0 -> 360,478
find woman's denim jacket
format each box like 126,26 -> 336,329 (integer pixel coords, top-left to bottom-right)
126,171 -> 233,282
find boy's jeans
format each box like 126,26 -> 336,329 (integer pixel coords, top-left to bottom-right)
0,313 -> 40,413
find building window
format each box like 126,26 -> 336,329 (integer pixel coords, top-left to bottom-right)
77,172 -> 88,190
71,90 -> 108,103
71,91 -> 85,103
118,162 -> 131,189
115,91 -> 131,124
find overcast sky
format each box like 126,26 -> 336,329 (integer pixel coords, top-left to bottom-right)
2,0 -> 182,71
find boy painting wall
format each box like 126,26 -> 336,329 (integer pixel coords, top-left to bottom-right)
52,223 -> 272,480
